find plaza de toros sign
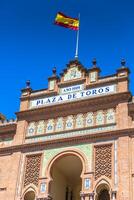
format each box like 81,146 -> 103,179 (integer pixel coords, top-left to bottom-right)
29,84 -> 116,109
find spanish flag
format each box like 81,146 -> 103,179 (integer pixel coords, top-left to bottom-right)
55,12 -> 79,30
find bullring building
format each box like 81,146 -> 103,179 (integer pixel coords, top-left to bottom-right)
0,59 -> 134,200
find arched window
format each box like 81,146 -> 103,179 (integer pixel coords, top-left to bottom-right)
96,183 -> 110,200
97,189 -> 110,200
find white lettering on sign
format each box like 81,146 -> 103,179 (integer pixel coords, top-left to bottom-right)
60,84 -> 84,94
29,85 -> 116,109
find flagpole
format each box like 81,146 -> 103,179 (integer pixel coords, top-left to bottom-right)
75,13 -> 80,59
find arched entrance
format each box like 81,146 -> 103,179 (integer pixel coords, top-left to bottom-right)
24,191 -> 35,200
96,184 -> 110,200
50,155 -> 83,200
97,189 -> 110,200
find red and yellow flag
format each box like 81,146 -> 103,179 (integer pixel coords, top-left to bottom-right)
54,12 -> 79,30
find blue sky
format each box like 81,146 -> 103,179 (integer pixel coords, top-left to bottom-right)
0,0 -> 134,119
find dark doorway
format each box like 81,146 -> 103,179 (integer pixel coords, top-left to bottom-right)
97,189 -> 110,200
24,191 -> 35,200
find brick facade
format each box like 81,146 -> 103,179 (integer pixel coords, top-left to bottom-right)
0,59 -> 134,200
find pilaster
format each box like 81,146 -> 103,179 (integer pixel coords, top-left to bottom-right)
117,136 -> 130,200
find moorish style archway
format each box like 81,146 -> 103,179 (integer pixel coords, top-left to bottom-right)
97,189 -> 110,200
24,191 -> 35,200
22,184 -> 37,200
50,154 -> 82,200
95,179 -> 111,200
44,149 -> 89,200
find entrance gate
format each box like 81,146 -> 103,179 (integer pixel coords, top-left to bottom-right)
24,191 -> 35,200
95,184 -> 110,200
50,155 -> 82,200
97,189 -> 110,200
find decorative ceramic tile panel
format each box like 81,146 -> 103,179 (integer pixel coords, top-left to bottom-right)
90,71 -> 97,82
64,67 -> 82,81
65,115 -> 74,130
106,109 -> 115,124
37,121 -> 45,135
55,117 -> 64,132
49,80 -> 55,90
25,125 -> 116,144
26,109 -> 116,136
84,178 -> 91,189
27,122 -> 36,136
96,111 -> 104,125
85,113 -> 94,127
75,114 -> 84,129
42,144 -> 92,176
40,182 -> 46,193
46,119 -> 54,133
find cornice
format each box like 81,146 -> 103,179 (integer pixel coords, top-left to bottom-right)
21,79 -> 86,101
0,127 -> 134,154
86,76 -> 128,89
20,76 -> 128,101
16,92 -> 131,121
21,91 -> 58,101
117,66 -> 130,74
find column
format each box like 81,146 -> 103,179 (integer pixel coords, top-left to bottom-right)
89,192 -> 94,200
111,191 -> 116,200
80,192 -> 85,200
80,192 -> 94,200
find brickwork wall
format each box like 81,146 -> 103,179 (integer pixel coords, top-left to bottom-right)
0,152 -> 21,200
116,102 -> 129,129
117,136 -> 130,200
13,120 -> 27,145
0,65 -> 134,200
